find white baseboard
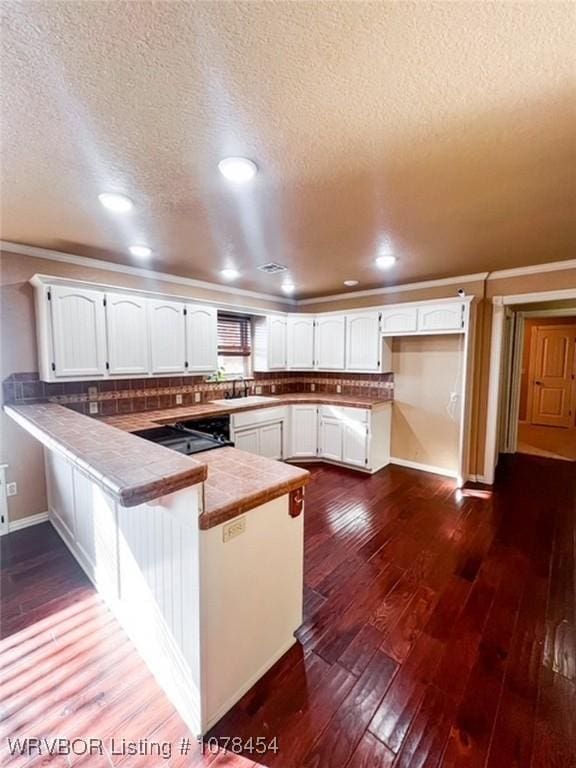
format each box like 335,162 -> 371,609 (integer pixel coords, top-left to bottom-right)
390,457 -> 458,480
7,511 -> 49,533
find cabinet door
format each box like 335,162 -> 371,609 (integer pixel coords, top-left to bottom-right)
106,293 -> 150,376
45,450 -> 75,541
233,428 -> 260,455
342,421 -> 369,468
380,307 -> 418,335
268,317 -> 287,369
259,422 -> 283,460
287,316 -> 315,369
417,302 -> 464,333
319,417 -> 343,462
50,285 -> 107,378
290,405 -> 318,457
148,299 -> 186,374
346,312 -> 381,371
186,305 -> 218,372
315,315 -> 346,370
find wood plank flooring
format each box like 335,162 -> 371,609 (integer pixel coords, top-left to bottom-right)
1,454 -> 574,767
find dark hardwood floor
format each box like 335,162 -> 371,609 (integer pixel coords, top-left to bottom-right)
1,455 -> 574,767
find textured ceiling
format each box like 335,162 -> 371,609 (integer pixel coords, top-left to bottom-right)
1,1 -> 575,298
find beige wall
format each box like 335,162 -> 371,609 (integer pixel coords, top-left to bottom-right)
1,247 -> 576,522
391,335 -> 463,472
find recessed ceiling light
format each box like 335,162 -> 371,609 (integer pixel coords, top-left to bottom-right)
98,192 -> 133,213
129,245 -> 152,259
218,157 -> 258,183
375,255 -> 397,269
281,282 -> 295,294
221,268 -> 240,280
343,280 -> 359,287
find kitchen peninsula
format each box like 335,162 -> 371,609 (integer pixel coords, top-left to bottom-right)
4,401 -> 310,735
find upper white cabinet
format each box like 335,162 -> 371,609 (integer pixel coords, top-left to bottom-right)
148,299 -> 186,374
346,312 -> 381,371
417,301 -> 464,333
315,315 -> 346,370
186,305 -> 218,373
287,315 -> 315,370
106,293 -> 150,376
380,307 -> 418,335
49,285 -> 107,378
290,405 -> 318,458
268,317 -> 288,369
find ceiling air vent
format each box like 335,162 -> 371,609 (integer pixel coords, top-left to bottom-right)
257,262 -> 287,274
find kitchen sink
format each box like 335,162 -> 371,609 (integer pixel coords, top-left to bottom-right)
210,395 -> 279,407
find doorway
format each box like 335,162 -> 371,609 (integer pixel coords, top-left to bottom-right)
517,318 -> 576,460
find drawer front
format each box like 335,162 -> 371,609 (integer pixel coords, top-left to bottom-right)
320,405 -> 369,424
232,406 -> 288,429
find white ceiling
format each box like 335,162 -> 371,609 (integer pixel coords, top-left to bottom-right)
1,1 -> 575,298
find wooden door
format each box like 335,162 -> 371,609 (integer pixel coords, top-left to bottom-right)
530,325 -> 576,428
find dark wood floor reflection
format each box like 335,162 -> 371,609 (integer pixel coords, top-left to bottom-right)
1,455 -> 574,767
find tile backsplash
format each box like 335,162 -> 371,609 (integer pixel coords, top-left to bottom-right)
3,371 -> 394,417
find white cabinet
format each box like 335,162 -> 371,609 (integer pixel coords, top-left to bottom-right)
49,285 -> 107,378
45,450 -> 75,541
186,305 -> 218,373
380,306 -> 418,335
148,299 -> 186,374
319,416 -> 343,462
106,293 -> 150,376
259,422 -> 284,460
346,312 -> 381,371
417,301 -> 464,333
290,405 -> 318,457
233,428 -> 260,455
287,315 -> 315,369
315,315 -> 346,370
268,317 -> 288,369
342,417 -> 369,467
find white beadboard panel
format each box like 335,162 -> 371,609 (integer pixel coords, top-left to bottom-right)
50,285 -> 107,377
148,299 -> 186,374
106,293 -> 150,375
45,449 -> 76,543
116,490 -> 203,731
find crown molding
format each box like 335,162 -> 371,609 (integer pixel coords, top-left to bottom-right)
486,259 -> 576,280
0,241 -> 295,306
297,272 -> 489,305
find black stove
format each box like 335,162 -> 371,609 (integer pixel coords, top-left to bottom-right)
134,418 -> 232,456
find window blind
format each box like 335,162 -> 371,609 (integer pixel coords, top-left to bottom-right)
217,313 -> 252,356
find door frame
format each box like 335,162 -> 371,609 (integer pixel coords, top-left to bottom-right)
485,290 -> 576,483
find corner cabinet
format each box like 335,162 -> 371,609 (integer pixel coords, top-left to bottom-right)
32,277 -> 218,382
287,315 -> 315,370
48,285 -> 108,378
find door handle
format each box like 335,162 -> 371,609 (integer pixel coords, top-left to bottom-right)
534,380 -> 542,386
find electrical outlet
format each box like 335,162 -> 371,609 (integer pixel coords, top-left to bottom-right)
6,482 -> 17,497
271,384 -> 276,393
223,516 -> 246,543
336,384 -> 342,394
311,383 -> 316,392
175,394 -> 183,405
255,386 -> 262,395
89,402 -> 99,415
88,386 -> 98,401
194,392 -> 201,403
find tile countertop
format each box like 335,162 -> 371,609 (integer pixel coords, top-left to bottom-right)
4,402 -> 207,508
100,392 -> 392,433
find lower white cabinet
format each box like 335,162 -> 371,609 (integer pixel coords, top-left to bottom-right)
290,405 -> 319,457
319,416 -> 343,462
231,407 -> 287,460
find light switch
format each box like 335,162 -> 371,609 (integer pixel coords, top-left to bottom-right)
194,392 -> 201,403
89,402 -> 99,415
175,394 -> 183,405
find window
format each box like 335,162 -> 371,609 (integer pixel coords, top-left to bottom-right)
217,313 -> 252,378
